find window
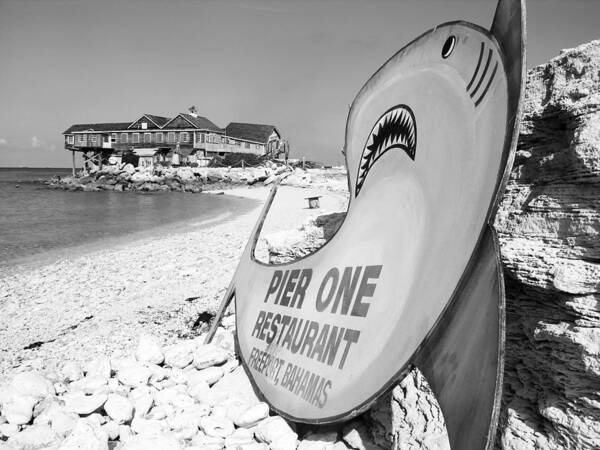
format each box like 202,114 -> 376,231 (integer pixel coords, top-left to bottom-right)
141,122 -> 148,130
167,132 -> 175,143
144,133 -> 151,143
245,142 -> 250,149
180,132 -> 189,143
111,133 -> 117,143
133,133 -> 140,143
221,136 -> 226,144
120,133 -> 127,143
77,135 -> 85,144
156,133 -> 163,143
66,135 -> 74,145
200,133 -> 205,144
90,135 -> 97,144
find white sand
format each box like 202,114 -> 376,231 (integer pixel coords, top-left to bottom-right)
0,185 -> 347,378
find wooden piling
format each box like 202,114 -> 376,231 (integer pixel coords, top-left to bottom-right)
71,150 -> 75,177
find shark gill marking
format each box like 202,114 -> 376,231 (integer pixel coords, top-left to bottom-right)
467,42 -> 499,106
355,105 -> 417,197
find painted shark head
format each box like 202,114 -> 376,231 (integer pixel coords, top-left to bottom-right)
348,0 -> 524,203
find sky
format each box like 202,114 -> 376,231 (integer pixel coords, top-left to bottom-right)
0,0 -> 598,167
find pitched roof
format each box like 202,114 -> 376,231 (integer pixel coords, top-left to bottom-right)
181,114 -> 222,131
144,114 -> 171,127
63,122 -> 132,134
225,122 -> 279,144
163,114 -> 222,132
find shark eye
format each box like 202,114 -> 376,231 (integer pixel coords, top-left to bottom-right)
442,36 -> 456,59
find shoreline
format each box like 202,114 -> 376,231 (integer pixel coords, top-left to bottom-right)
0,184 -> 348,380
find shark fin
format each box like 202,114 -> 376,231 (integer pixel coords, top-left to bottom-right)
414,226 -> 505,450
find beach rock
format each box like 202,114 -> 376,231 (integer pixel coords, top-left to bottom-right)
103,394 -> 133,424
342,420 -> 381,450
102,420 -> 119,440
193,344 -> 228,369
211,366 -> 260,406
224,427 -> 255,447
10,372 -> 54,399
128,387 -> 154,418
116,365 -> 151,387
199,416 -> 235,438
63,392 -> 107,416
255,416 -> 297,446
121,434 -> 181,450
61,362 -> 83,383
233,444 -> 269,450
2,395 -> 37,425
0,423 -> 19,439
190,366 -> 224,386
163,343 -> 194,369
49,411 -> 77,437
298,432 -> 338,450
130,417 -> 167,437
59,417 -> 108,450
234,402 -> 270,428
119,424 -> 133,442
135,335 -> 164,365
6,425 -> 59,449
212,329 -> 236,355
69,376 -> 107,394
85,357 -> 111,380
190,432 -> 225,450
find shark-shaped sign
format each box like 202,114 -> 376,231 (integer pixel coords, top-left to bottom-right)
207,1 -> 525,448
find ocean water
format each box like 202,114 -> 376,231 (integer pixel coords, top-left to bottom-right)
0,168 -> 255,267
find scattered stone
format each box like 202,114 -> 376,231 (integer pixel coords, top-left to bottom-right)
3,395 -> 37,425
10,372 -> 54,399
255,416 -> 297,446
191,432 -> 225,450
59,418 -> 108,450
103,394 -> 133,424
63,392 -> 107,415
7,425 -> 59,449
69,376 -> 108,394
61,362 -> 83,383
50,411 -> 77,437
85,357 -> 112,380
0,423 -> 19,438
193,344 -> 228,370
130,417 -> 166,437
135,335 -> 164,365
298,431 -> 338,450
199,416 -> 235,438
163,344 -> 194,369
234,402 -> 269,428
116,365 -> 151,387
225,427 -> 255,447
128,387 -> 154,418
102,420 -> 120,440
122,434 -> 181,450
189,366 -> 224,386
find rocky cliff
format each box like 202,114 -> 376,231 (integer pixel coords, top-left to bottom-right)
493,40 -> 600,450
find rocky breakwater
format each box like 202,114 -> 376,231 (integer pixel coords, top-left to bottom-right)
47,164 -> 349,194
0,319 -> 380,450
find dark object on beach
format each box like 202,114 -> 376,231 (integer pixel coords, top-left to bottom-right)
305,196 -> 321,209
15,184 -> 20,188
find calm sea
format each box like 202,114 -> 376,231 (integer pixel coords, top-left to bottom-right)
0,168 -> 255,268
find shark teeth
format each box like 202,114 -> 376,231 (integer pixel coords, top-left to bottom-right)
355,105 -> 417,197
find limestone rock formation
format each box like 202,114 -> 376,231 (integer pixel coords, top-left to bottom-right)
494,40 -> 600,450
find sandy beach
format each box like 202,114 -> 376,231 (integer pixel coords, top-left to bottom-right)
0,185 -> 348,380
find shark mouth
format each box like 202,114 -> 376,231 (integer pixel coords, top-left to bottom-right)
355,105 -> 417,197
